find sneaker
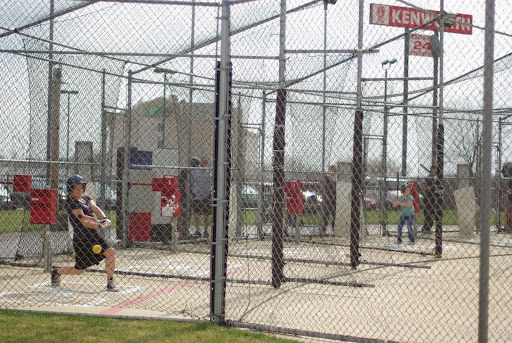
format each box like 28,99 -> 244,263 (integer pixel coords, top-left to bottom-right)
203,230 -> 209,238
408,241 -> 415,245
396,240 -> 402,244
51,269 -> 60,286
107,278 -> 118,292
192,231 -> 202,238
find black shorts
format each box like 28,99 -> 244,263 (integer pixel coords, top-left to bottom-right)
73,235 -> 110,270
192,198 -> 211,215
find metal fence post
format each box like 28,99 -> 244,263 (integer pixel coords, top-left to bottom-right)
478,0 -> 495,341
212,0 -> 230,325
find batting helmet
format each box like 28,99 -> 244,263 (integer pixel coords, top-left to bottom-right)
502,162 -> 512,177
66,174 -> 86,193
190,157 -> 200,167
400,184 -> 409,192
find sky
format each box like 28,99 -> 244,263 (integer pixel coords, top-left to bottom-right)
0,0 -> 511,178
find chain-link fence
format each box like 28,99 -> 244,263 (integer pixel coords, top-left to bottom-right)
1,1 -> 511,342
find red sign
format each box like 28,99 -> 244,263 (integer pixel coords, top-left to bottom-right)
13,174 -> 32,193
30,189 -> 57,225
370,3 -> 472,35
409,34 -> 432,57
284,180 -> 304,215
160,190 -> 181,217
151,175 -> 178,192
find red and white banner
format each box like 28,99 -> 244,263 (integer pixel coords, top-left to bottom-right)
409,34 -> 432,57
370,3 -> 472,35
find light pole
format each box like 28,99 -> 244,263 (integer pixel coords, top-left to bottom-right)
321,0 -> 337,171
380,58 -> 396,236
153,67 -> 177,148
61,89 -> 78,176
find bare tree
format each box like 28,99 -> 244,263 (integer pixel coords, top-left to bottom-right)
365,158 -> 400,177
446,118 -> 480,176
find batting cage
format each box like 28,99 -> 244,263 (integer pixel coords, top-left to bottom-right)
1,1 -> 512,342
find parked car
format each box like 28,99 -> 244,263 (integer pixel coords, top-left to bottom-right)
302,189 -> 323,214
241,185 -> 259,209
364,192 -> 378,209
365,186 -> 424,210
364,188 -> 399,210
0,195 -> 15,210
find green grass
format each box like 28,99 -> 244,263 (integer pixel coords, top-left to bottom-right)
0,310 -> 299,343
242,209 -> 464,226
364,209 -> 461,225
0,208 -> 503,233
364,208 -> 503,226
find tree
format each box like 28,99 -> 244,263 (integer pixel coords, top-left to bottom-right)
364,158 -> 400,177
446,118 -> 480,176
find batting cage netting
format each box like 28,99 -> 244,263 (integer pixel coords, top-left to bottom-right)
1,0 -> 511,342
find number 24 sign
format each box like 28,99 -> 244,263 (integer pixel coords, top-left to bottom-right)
409,34 -> 432,57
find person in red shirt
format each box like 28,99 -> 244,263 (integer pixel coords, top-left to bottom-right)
284,180 -> 303,238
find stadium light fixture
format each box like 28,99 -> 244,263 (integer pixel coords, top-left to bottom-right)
380,58 -> 398,237
153,68 -> 177,147
381,59 -> 397,103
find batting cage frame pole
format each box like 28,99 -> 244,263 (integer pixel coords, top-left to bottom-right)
271,0 -> 287,289
211,0 -> 231,325
100,70 -> 107,211
121,71 -> 133,248
434,1 -> 446,259
349,0 -> 365,269
479,1 -> 495,340
256,91 -> 267,239
402,28 -> 409,178
431,32 -> 439,168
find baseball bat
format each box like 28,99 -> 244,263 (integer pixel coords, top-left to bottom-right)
78,214 -> 111,228
396,172 -> 399,197
78,214 -> 97,222
420,164 -> 431,173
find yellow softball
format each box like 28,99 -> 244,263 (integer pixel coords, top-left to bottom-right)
92,244 -> 102,254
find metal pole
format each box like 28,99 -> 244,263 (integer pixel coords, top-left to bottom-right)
44,0 -> 57,273
402,28 -> 409,177
186,0 -> 195,237
476,119 -> 481,181
432,39 -> 439,166
479,0 -> 495,341
497,117 -> 502,230
66,93 -> 71,176
382,69 -> 388,235
122,71 -> 133,247
162,72 -> 167,147
271,0 -> 287,288
235,94 -> 243,238
321,1 -> 327,172
349,0 -> 364,269
46,0 -> 55,184
212,0 -> 230,324
434,1 -> 445,258
100,70 -> 107,211
256,91 -> 266,238
61,89 -> 78,177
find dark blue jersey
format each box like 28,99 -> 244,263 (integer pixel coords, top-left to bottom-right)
67,196 -> 99,238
